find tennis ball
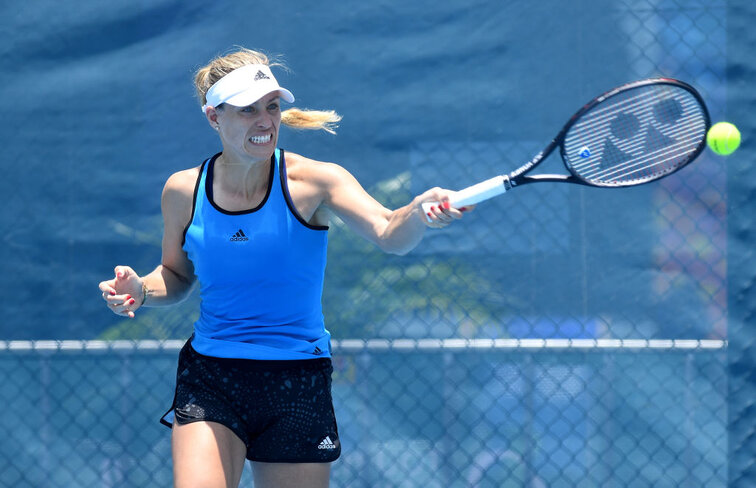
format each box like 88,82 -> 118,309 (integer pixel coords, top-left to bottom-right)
707,122 -> 741,156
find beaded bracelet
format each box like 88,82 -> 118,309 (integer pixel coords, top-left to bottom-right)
138,280 -> 149,307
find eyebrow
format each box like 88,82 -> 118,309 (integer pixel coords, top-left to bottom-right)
238,95 -> 280,110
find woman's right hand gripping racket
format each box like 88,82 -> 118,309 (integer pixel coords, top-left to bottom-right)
423,78 -> 710,220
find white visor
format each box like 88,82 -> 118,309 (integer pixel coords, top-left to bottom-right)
201,64 -> 294,112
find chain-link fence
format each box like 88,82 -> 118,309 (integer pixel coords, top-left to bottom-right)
0,339 -> 728,487
1,0 -> 748,486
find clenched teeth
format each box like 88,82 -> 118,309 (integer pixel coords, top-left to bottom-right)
249,134 -> 272,144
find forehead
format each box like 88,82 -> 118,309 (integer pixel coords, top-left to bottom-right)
240,93 -> 280,108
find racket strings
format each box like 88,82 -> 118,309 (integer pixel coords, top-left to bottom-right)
572,99 -> 703,162
571,104 -> 702,167
592,138 -> 703,181
563,85 -> 707,185
571,92 -> 703,165
575,86 -> 680,124
577,115 -> 705,180
586,130 -> 703,180
571,100 -> 706,182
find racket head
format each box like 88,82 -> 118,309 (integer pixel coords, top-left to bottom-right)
559,79 -> 710,187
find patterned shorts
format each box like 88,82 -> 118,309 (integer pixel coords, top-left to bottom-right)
161,340 -> 340,463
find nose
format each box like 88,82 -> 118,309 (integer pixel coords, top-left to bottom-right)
256,112 -> 273,129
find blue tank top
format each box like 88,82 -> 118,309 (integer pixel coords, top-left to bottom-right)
182,149 -> 331,360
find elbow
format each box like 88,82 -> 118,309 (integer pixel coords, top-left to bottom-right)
390,246 -> 412,256
377,241 -> 413,256
175,276 -> 197,300
160,279 -> 196,306
162,265 -> 196,300
374,216 -> 424,256
374,231 -> 422,256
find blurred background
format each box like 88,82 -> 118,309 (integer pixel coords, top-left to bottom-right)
1,0 -> 753,486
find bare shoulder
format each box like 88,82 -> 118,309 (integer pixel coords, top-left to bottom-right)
284,151 -> 386,224
164,167 -> 201,196
284,151 -> 351,186
162,166 -> 201,219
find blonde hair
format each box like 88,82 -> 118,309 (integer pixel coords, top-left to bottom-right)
194,47 -> 341,134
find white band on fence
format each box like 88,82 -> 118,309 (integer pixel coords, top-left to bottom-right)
0,338 -> 727,353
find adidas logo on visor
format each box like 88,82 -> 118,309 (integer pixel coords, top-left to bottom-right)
230,229 -> 249,242
200,64 -> 294,112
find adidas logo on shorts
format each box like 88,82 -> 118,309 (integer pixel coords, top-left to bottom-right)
318,436 -> 337,450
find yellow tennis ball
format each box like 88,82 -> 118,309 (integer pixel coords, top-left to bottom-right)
707,122 -> 741,156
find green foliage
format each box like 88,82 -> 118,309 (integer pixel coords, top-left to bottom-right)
323,172 -> 504,338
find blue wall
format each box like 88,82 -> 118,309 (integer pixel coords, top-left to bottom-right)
0,0 -> 752,485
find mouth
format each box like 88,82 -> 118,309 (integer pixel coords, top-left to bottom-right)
249,134 -> 273,145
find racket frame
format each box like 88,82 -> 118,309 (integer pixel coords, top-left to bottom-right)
424,77 -> 710,213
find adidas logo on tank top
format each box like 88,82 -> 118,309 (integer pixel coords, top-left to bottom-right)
230,229 -> 249,242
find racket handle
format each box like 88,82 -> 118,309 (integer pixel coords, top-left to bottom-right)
421,175 -> 510,221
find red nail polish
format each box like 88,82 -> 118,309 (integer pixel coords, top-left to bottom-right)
442,201 -> 450,210
110,290 -> 116,295
128,298 -> 135,305
125,295 -> 131,300
426,212 -> 433,218
460,207 -> 468,212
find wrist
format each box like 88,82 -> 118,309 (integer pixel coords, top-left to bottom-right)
138,279 -> 149,307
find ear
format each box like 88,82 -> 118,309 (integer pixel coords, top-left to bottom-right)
204,106 -> 220,128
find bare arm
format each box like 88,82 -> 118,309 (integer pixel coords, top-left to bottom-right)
317,161 -> 468,255
143,169 -> 197,304
99,169 -> 198,317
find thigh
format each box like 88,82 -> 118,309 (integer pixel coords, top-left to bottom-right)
172,420 -> 247,488
252,461 -> 331,488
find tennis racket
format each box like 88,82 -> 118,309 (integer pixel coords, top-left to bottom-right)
423,78 -> 710,220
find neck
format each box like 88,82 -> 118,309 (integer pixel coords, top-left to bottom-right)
214,152 -> 273,201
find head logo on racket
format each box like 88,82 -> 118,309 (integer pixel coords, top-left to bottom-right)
595,96 -> 685,172
563,83 -> 707,185
421,78 -> 709,221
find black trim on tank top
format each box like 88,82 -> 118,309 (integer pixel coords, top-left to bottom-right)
206,152 -> 275,215
279,149 -> 329,231
181,155 -> 215,246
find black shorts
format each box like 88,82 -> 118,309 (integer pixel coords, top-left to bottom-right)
160,340 -> 340,463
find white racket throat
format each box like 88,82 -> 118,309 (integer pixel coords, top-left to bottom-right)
422,175 -> 510,222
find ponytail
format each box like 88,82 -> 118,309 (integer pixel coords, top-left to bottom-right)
281,108 -> 342,135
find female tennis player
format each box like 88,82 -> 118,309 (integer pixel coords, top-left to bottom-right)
98,47 -> 469,488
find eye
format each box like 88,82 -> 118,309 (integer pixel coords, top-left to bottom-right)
267,102 -> 280,112
241,106 -> 256,114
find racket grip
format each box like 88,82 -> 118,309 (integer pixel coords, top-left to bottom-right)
422,175 -> 510,221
